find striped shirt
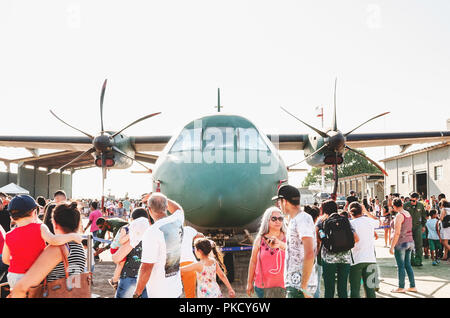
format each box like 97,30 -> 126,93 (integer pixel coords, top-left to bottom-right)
47,242 -> 86,282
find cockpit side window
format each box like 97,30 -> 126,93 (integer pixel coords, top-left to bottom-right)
169,127 -> 202,153
237,127 -> 269,151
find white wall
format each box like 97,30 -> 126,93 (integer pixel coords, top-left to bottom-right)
384,145 -> 450,198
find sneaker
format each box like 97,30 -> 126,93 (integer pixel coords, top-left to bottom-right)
436,259 -> 441,264
432,261 -> 438,266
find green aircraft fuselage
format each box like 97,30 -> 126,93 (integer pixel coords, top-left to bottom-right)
151,114 -> 288,234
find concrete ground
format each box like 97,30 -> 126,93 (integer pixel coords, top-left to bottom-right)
85,217 -> 450,298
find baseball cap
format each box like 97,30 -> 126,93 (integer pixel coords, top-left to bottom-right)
272,184 -> 301,205
7,195 -> 38,213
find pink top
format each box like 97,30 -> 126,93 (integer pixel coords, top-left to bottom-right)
254,236 -> 286,289
5,223 -> 46,274
89,209 -> 102,232
396,212 -> 414,246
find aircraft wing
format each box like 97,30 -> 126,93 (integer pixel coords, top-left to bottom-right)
135,152 -> 159,164
131,136 -> 172,152
0,136 -> 93,152
0,135 -> 172,153
267,134 -> 308,150
345,131 -> 450,148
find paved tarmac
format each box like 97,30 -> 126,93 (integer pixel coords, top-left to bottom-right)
83,218 -> 450,298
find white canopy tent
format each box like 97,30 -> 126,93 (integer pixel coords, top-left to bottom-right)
0,183 -> 30,195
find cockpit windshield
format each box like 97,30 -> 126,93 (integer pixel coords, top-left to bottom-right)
169,126 -> 269,153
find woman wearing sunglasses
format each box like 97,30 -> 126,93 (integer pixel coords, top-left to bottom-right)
246,207 -> 287,298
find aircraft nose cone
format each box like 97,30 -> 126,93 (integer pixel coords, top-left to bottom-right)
328,131 -> 345,152
93,135 -> 112,151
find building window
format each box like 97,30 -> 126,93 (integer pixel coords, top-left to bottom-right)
390,185 -> 396,194
434,166 -> 443,181
401,171 -> 407,184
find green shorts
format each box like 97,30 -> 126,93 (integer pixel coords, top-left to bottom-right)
429,239 -> 442,251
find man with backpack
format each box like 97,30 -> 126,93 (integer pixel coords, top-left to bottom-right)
273,184 -> 317,298
317,200 -> 359,298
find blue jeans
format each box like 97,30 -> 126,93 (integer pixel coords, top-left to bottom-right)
394,242 -> 416,289
115,277 -> 148,298
254,286 -> 264,298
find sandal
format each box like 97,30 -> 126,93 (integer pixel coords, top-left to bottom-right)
108,278 -> 118,290
391,288 -> 406,293
407,287 -> 418,292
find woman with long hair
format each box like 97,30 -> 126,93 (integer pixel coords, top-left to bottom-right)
390,198 -> 417,293
246,206 -> 287,298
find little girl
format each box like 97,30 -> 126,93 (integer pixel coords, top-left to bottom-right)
181,238 -> 235,298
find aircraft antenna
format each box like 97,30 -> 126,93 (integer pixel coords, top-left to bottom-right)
215,88 -> 223,113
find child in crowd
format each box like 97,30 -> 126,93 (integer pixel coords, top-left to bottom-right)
181,238 -> 235,298
108,225 -> 130,290
426,210 -> 442,265
1,195 -> 82,289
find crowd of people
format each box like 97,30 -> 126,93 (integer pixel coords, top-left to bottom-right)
0,186 -> 449,298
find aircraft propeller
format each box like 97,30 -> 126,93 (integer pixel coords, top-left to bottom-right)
48,79 -> 160,208
282,78 -> 389,198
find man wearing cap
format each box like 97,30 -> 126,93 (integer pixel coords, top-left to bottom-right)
272,184 -> 317,298
403,192 -> 427,266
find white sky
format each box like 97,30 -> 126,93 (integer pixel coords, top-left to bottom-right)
0,0 -> 449,199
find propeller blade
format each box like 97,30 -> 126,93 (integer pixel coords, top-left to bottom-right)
332,78 -> 337,131
112,146 -> 153,172
111,112 -> 162,138
345,145 -> 388,176
47,148 -> 95,175
344,111 -> 390,137
131,170 -> 153,174
50,110 -> 94,139
287,168 -> 308,172
287,143 -> 328,169
280,107 -> 328,138
100,79 -> 107,133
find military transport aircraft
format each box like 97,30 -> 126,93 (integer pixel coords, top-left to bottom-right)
1,79 -> 449,244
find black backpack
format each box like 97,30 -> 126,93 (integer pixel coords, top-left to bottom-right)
322,213 -> 355,253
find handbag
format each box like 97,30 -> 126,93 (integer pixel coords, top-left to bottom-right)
27,245 -> 92,298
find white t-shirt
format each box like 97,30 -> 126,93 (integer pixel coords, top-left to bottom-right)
141,209 -> 184,298
284,211 -> 318,293
180,226 -> 198,263
350,216 -> 380,265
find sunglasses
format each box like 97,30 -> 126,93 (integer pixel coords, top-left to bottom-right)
410,200 -> 417,203
271,216 -> 284,222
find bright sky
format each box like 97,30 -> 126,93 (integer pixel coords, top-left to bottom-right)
0,0 -> 449,199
